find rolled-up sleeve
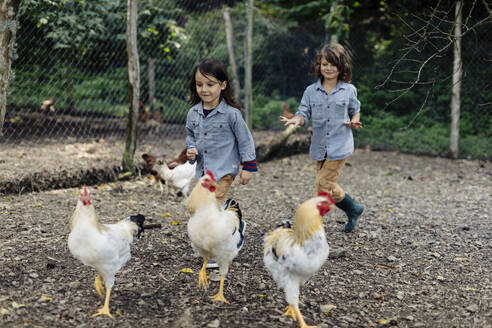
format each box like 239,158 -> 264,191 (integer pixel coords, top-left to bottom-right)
231,111 -> 256,162
348,85 -> 360,116
296,88 -> 312,125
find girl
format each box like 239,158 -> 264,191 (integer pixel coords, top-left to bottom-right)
281,43 -> 364,232
186,58 -> 257,266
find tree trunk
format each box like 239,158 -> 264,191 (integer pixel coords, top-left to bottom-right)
148,57 -> 155,111
244,0 -> 253,129
0,0 -> 20,136
329,1 -> 339,44
223,6 -> 241,105
147,0 -> 154,111
450,1 -> 462,159
123,0 -> 140,172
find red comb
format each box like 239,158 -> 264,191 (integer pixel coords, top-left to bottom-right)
206,170 -> 216,182
80,185 -> 92,205
318,191 -> 335,204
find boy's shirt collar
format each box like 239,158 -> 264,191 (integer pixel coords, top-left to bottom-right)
315,79 -> 345,94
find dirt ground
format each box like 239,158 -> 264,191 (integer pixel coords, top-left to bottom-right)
0,134 -> 491,328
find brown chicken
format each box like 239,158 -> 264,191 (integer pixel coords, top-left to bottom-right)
282,102 -> 295,119
40,98 -> 55,112
142,149 -> 196,197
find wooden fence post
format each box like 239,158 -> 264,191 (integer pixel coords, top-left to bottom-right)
243,0 -> 253,129
123,0 -> 140,172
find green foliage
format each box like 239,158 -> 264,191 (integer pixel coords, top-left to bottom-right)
20,0 -> 113,54
138,1 -> 187,60
10,0 -> 491,160
252,95 -> 298,130
358,113 -> 492,159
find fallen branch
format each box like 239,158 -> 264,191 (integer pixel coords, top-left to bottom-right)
143,223 -> 162,230
256,125 -> 303,162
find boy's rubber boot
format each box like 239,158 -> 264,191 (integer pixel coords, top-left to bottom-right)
335,193 -> 364,232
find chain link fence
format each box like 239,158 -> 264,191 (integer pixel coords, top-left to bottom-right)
3,1 -> 237,145
2,1 -> 491,149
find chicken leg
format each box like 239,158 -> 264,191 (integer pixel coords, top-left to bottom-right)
94,274 -> 105,298
198,258 -> 209,290
92,288 -> 113,318
282,305 -> 297,320
210,276 -> 229,303
293,306 -> 316,328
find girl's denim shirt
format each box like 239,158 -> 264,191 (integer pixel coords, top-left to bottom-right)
296,80 -> 360,161
186,99 -> 256,181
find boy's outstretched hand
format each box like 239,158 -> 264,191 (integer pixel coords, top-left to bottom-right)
345,120 -> 363,129
280,115 -> 304,128
344,121 -> 363,129
239,170 -> 252,185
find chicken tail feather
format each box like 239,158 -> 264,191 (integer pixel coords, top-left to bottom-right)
223,199 -> 242,221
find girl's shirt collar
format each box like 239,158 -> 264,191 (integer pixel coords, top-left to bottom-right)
194,98 -> 227,118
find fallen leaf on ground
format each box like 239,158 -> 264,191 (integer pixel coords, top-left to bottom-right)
12,301 -> 25,308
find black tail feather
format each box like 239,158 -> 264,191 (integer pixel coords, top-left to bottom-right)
223,199 -> 242,221
129,214 -> 146,238
276,220 -> 292,229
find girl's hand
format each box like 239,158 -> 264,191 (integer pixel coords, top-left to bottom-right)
239,170 -> 253,185
345,121 -> 363,129
186,148 -> 198,160
280,115 -> 304,128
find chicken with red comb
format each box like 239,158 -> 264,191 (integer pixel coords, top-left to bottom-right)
68,186 -> 145,318
264,194 -> 334,328
186,171 -> 245,303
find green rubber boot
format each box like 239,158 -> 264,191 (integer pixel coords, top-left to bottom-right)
336,193 -> 364,232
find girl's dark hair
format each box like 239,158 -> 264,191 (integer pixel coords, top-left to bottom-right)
312,43 -> 352,83
189,58 -> 241,110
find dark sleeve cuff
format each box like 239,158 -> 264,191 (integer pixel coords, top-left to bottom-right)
242,160 -> 258,172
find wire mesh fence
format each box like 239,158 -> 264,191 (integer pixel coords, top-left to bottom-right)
2,0 -> 491,150
3,1 -> 236,145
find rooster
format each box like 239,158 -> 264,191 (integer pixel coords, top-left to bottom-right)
67,186 -> 145,318
142,149 -> 196,198
263,192 -> 334,328
186,170 -> 245,303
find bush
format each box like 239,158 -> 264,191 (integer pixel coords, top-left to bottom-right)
252,96 -> 298,130
358,113 -> 492,159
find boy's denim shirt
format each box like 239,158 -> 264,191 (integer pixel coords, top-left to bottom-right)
296,80 -> 360,161
186,99 -> 256,181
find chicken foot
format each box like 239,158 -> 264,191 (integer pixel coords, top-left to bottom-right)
92,288 -> 113,318
293,305 -> 316,328
210,276 -> 229,303
282,305 -> 296,320
94,274 -> 105,298
198,258 -> 209,290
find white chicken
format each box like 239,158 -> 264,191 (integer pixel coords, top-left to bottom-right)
186,170 -> 245,303
263,192 -> 334,328
67,186 -> 145,318
142,150 -> 196,198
